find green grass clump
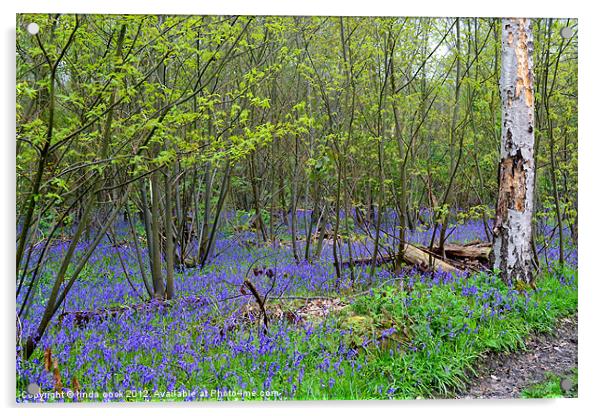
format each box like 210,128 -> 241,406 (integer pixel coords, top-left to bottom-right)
521,368 -> 578,398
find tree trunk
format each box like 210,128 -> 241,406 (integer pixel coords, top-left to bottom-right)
290,135 -> 300,263
150,172 -> 165,298
492,18 -> 536,286
164,171 -> 176,300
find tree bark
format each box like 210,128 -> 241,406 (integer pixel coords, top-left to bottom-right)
492,18 -> 536,286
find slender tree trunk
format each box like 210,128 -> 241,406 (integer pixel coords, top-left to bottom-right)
197,161 -> 213,263
201,161 -> 231,267
279,172 -> 288,226
164,171 -> 176,299
389,35 -> 407,273
150,171 -> 165,298
343,192 -> 356,286
249,154 -> 267,242
140,182 -> 155,276
290,134 -> 301,262
304,180 -> 321,261
438,18 -> 462,257
543,19 -> 565,266
126,204 -> 153,297
332,162 -> 343,285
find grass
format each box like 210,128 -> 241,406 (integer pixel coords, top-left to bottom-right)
521,368 -> 578,398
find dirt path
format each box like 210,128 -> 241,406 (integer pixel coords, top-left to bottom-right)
457,314 -> 578,399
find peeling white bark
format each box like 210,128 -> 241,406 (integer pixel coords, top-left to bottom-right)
492,18 -> 535,285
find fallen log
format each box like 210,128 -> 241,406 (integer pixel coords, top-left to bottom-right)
437,242 -> 491,262
418,245 -> 485,273
338,244 -> 461,274
403,244 -> 461,274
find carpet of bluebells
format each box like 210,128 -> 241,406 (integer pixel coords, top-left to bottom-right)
16,210 -> 578,402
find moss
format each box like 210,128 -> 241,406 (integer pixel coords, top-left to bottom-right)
514,280 -> 531,292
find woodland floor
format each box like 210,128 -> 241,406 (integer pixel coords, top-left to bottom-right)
456,313 -> 578,399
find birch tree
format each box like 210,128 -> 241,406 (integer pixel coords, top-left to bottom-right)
492,18 -> 536,286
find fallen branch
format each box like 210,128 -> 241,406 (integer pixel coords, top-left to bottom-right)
242,279 -> 269,334
339,241 -> 492,274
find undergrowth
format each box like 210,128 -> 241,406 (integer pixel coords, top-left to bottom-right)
17,264 -> 577,401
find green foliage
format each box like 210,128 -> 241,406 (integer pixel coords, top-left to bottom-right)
17,16 -> 576,220
456,205 -> 494,224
